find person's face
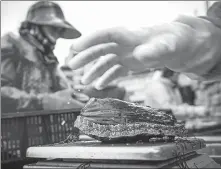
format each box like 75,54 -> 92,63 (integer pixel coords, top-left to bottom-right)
41,26 -> 63,44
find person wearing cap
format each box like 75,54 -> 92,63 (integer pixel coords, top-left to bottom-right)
1,1 -> 85,113
67,2 -> 221,91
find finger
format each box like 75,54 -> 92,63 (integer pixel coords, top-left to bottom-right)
71,27 -> 124,52
68,42 -> 118,69
133,34 -> 180,68
81,54 -> 119,84
94,65 -> 128,90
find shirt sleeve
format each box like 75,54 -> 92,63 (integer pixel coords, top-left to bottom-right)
202,2 -> 221,29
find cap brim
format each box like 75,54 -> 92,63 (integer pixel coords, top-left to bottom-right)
54,19 -> 82,39
27,18 -> 82,39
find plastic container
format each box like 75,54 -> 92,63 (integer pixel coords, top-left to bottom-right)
1,109 -> 80,164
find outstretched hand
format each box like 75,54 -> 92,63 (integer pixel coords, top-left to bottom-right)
67,15 -> 221,89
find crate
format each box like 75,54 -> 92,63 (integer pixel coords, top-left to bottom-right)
1,109 -> 81,164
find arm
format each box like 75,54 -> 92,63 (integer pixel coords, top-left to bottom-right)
202,2 -> 221,29
1,86 -> 43,113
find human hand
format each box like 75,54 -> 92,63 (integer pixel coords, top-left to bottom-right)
41,89 -> 85,110
68,15 -> 221,89
54,89 -> 90,103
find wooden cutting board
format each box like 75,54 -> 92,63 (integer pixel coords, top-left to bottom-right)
26,138 -> 205,161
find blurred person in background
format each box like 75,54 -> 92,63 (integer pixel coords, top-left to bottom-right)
194,81 -> 221,116
144,68 -> 183,109
1,1 -> 87,113
144,68 -> 206,119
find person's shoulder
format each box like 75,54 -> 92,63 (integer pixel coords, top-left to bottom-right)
1,32 -> 23,60
1,32 -> 20,52
2,32 -> 20,47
